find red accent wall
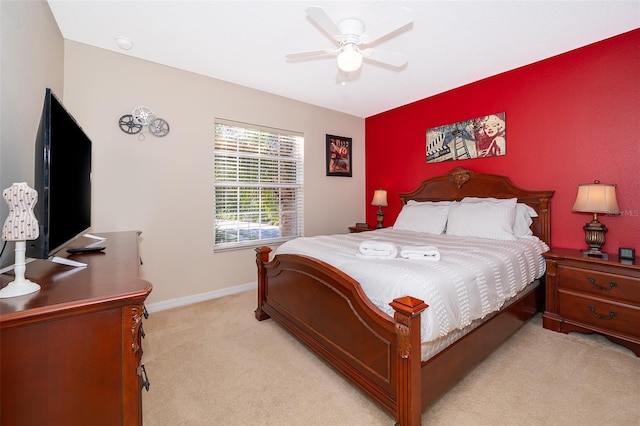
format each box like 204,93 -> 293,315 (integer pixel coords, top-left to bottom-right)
365,29 -> 640,252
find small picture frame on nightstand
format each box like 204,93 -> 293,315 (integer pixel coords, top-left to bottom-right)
355,222 -> 369,229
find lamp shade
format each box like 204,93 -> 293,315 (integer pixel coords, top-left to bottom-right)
572,181 -> 620,215
337,44 -> 363,72
371,189 -> 388,207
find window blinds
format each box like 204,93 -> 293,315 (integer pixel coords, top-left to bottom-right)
214,120 -> 304,250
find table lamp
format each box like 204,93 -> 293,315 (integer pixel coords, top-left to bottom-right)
572,180 -> 620,257
1,182 -> 41,298
371,189 -> 388,229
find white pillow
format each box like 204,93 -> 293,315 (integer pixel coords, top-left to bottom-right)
513,204 -> 535,237
461,197 -> 516,205
393,203 -> 450,234
446,200 -> 517,240
517,203 -> 538,218
406,200 -> 457,206
461,197 -> 537,238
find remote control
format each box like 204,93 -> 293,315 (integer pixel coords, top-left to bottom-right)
67,246 -> 106,254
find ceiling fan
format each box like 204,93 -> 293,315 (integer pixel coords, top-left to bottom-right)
286,6 -> 413,73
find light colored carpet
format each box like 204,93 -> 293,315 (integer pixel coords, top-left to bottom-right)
142,290 -> 640,425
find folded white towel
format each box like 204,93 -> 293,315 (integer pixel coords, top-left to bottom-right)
400,245 -> 441,261
358,240 -> 398,259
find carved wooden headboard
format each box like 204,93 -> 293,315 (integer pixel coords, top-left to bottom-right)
398,167 -> 554,246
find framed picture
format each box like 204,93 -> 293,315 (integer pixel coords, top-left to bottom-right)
326,134 -> 352,177
426,112 -> 506,163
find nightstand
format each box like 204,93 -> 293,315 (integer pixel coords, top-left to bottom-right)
542,248 -> 640,356
348,225 -> 376,233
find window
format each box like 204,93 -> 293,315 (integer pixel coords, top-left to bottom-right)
213,119 -> 304,250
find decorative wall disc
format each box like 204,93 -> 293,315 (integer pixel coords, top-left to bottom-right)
118,114 -> 143,134
149,118 -> 170,137
118,105 -> 170,139
132,105 -> 156,126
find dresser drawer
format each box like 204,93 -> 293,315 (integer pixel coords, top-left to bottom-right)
557,265 -> 640,304
558,290 -> 640,337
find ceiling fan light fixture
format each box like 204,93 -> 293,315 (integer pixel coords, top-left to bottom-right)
289,6 -> 413,75
337,44 -> 362,72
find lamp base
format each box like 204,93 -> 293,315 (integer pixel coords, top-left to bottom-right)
581,248 -> 608,259
0,279 -> 40,298
0,240 -> 40,298
582,218 -> 608,258
376,209 -> 385,229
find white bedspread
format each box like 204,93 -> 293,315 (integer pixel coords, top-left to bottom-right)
274,228 -> 548,343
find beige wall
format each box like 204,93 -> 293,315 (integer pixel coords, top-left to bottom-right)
61,42 -> 365,305
0,0 -> 64,266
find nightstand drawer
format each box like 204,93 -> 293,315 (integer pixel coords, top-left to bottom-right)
557,265 -> 640,304
558,290 -> 640,337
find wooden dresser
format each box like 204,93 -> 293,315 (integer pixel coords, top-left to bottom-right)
0,231 -> 153,425
543,248 -> 640,356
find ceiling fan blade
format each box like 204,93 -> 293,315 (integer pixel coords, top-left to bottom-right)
306,6 -> 342,41
286,48 -> 338,59
360,7 -> 413,45
361,48 -> 408,68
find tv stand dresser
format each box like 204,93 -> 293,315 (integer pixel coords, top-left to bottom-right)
0,231 -> 152,425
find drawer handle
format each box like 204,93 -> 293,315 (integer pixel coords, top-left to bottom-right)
588,305 -> 617,320
588,277 -> 617,291
139,364 -> 150,391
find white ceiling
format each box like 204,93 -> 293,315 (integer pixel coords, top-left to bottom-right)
47,1 -> 639,118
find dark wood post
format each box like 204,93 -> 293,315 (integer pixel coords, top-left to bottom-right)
254,246 -> 272,321
390,296 -> 428,426
541,255 -> 560,331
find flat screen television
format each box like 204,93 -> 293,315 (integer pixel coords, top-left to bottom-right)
26,88 -> 92,259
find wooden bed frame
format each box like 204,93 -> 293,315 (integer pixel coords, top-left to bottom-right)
255,167 -> 554,425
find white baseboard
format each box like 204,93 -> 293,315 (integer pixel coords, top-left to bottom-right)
145,281 -> 256,313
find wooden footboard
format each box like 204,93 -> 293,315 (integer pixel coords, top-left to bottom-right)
255,246 -> 427,426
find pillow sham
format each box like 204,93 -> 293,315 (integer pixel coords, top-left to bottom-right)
513,204 -> 534,237
406,200 -> 457,206
393,203 -> 450,234
446,199 -> 517,240
460,197 -> 538,238
461,197 -> 517,206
